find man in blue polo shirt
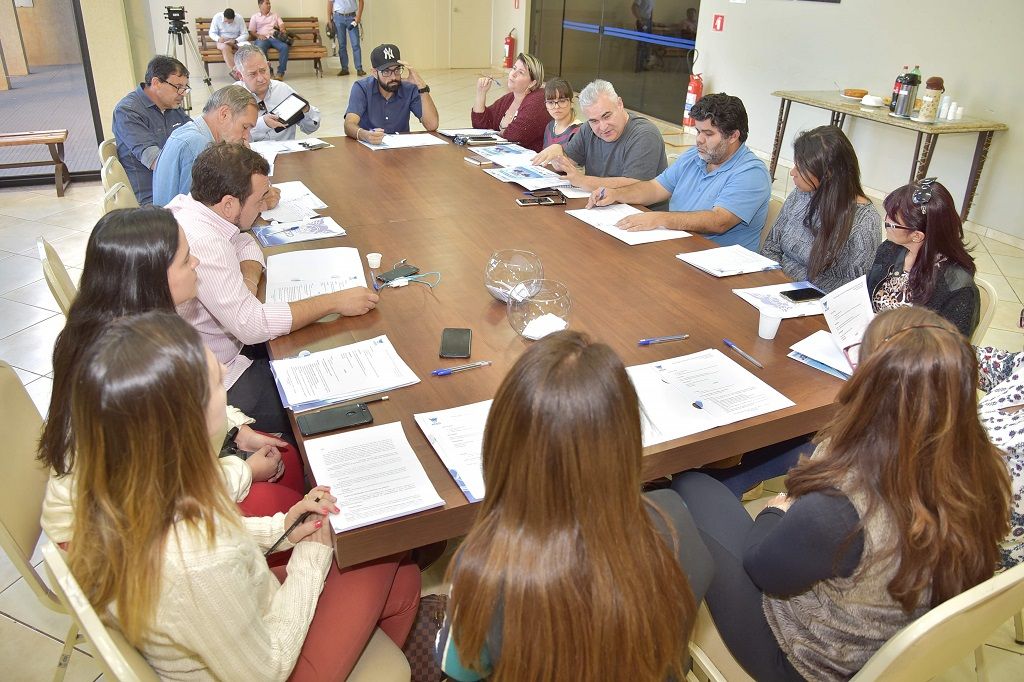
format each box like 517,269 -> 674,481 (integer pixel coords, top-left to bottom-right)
586,93 -> 770,251
343,43 -> 439,144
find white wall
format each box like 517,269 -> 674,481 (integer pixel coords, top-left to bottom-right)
693,0 -> 1024,238
491,0 -> 529,69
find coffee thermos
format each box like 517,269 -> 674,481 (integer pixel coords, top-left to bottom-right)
893,65 -> 921,118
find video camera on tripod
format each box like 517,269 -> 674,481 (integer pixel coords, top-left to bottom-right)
162,5 -> 211,110
165,6 -> 188,44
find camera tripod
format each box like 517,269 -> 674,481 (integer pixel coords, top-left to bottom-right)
165,10 -> 212,112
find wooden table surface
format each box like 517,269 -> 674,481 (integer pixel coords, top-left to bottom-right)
266,136 -> 842,567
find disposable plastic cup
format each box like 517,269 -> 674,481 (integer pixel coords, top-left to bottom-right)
758,310 -> 782,340
366,252 -> 383,269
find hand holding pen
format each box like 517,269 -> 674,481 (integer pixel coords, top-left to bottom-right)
587,186 -> 613,209
265,485 -> 339,555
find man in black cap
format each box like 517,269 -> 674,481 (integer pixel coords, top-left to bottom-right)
343,43 -> 438,144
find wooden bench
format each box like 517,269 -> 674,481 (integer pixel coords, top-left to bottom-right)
0,130 -> 70,196
195,17 -> 328,77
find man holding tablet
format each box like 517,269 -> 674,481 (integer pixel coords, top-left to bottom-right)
235,44 -> 321,142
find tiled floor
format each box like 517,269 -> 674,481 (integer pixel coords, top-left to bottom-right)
1,66 -> 1022,679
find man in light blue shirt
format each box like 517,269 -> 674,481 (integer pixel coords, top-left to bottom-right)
209,8 -> 249,73
152,85 -> 258,205
586,93 -> 770,251
330,0 -> 364,76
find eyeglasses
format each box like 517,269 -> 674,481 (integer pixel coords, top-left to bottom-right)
545,97 -> 572,107
912,177 -> 937,214
378,66 -> 406,78
160,78 -> 191,95
884,218 -> 916,232
841,323 -> 958,371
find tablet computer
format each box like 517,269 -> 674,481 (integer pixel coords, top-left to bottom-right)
270,93 -> 310,127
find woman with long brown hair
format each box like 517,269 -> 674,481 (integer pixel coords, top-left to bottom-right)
674,307 -> 1010,681
438,330 -> 711,681
67,311 -> 420,679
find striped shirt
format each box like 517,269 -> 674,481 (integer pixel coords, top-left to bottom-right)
167,194 -> 292,388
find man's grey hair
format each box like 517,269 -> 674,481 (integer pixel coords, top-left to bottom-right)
578,79 -> 618,109
203,84 -> 257,115
234,44 -> 268,70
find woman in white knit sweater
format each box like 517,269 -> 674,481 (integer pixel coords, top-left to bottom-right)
64,311 -> 418,680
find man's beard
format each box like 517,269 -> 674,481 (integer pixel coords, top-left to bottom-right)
377,77 -> 401,93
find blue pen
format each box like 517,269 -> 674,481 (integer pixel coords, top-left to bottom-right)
431,360 -> 492,377
692,400 -> 703,409
638,333 -> 689,346
597,188 -> 606,201
723,338 -> 764,369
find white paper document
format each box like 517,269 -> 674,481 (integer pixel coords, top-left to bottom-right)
438,128 -> 499,137
627,349 -> 795,447
265,247 -> 367,303
358,133 -> 449,150
414,399 -> 493,503
304,422 -> 445,532
566,205 -> 692,245
469,143 -> 536,167
252,216 -> 347,247
789,330 -> 853,379
261,181 -> 328,222
676,245 -> 781,277
820,275 -> 875,365
732,282 -> 824,318
270,335 -> 419,412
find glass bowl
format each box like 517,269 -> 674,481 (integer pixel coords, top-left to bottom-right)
506,279 -> 571,339
484,249 -> 544,303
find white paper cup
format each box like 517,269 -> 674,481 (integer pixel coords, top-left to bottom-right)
758,310 -> 783,340
366,252 -> 382,269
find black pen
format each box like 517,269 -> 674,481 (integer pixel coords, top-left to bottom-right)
264,495 -> 322,556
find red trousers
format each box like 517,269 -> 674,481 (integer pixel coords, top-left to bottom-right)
237,442 -> 306,517
273,554 -> 421,681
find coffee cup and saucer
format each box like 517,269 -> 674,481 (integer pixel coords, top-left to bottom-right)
860,95 -> 885,107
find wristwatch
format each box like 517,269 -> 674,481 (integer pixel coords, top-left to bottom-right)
418,85 -> 431,94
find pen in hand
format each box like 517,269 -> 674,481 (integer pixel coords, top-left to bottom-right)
265,495 -> 323,556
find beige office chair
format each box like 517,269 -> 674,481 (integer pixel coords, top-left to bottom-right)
102,181 -> 140,214
0,361 -> 82,682
759,196 -> 784,249
37,237 -> 77,316
347,629 -> 412,682
972,276 -> 999,345
100,155 -> 132,194
97,137 -> 117,166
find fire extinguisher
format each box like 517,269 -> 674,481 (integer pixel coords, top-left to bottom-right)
503,29 -> 516,69
683,49 -> 702,127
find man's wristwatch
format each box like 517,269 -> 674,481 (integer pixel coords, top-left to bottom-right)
418,85 -> 431,94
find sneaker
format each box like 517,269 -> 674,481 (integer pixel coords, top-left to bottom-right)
356,69 -> 366,76
338,68 -> 350,76
273,73 -> 284,81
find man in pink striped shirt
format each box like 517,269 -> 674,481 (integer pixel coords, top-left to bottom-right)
168,142 -> 378,436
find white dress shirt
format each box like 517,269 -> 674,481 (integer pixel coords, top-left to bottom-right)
238,79 -> 322,142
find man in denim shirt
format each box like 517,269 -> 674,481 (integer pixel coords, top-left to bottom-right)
111,56 -> 191,204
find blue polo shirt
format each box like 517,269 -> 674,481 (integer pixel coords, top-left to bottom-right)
345,77 -> 423,133
655,144 -> 771,251
112,85 -> 190,205
152,115 -> 215,206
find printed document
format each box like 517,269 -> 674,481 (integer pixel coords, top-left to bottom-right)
470,143 -> 536,167
265,247 -> 367,303
358,133 -> 448,150
789,330 -> 852,379
252,216 -> 347,247
820,275 -> 874,366
676,245 -> 781,277
270,336 -> 419,412
627,349 -> 794,447
732,282 -> 824,318
414,400 -> 493,503
261,181 -> 328,222
305,421 -> 445,532
481,164 -> 588,197
566,205 -> 692,245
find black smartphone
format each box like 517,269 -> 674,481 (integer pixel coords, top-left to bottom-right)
376,263 -> 419,283
780,287 -> 825,302
439,327 -> 472,358
516,197 -> 557,206
296,402 -> 373,437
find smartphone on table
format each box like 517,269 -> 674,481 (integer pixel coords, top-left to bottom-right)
439,328 -> 472,358
779,287 -> 825,302
296,402 -> 373,437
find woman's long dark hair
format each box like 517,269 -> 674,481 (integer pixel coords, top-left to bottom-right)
38,206 -> 181,475
883,180 -> 975,304
793,126 -> 867,280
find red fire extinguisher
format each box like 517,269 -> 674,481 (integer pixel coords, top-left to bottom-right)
683,49 -> 702,127
503,29 -> 517,69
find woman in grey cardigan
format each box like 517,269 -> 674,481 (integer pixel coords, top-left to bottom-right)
761,126 -> 881,293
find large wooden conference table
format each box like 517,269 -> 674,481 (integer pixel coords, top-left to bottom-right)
266,135 -> 841,567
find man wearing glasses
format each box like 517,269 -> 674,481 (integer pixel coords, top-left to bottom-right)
234,45 -> 321,142
344,43 -> 438,145
112,56 -> 192,204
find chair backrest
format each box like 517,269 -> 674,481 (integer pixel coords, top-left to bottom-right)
759,196 -> 784,249
101,155 -> 132,193
851,563 -> 1024,680
0,361 -> 65,614
972,276 -> 998,345
41,542 -> 160,682
98,137 -> 117,165
36,237 -> 77,316
102,181 -> 140,214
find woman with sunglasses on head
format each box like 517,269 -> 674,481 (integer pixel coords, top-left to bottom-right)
672,307 -> 1010,681
472,53 -> 549,152
541,77 -> 581,149
867,177 -> 980,336
65,312 -> 420,680
438,330 -> 712,682
39,207 -> 304,546
761,126 -> 882,293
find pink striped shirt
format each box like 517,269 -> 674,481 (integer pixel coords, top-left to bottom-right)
248,12 -> 283,39
168,194 -> 292,389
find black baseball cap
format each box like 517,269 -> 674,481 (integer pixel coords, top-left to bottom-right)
371,44 -> 401,70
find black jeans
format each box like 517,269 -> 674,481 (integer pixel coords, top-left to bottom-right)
227,351 -> 295,445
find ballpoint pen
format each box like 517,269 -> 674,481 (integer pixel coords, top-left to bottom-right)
431,360 -> 492,376
265,494 -> 323,556
638,333 -> 689,346
723,338 -> 764,369
478,74 -> 503,88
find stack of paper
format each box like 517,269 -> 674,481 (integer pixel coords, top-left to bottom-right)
252,216 -> 347,247
261,181 -> 328,222
469,143 -> 536,167
250,139 -> 334,175
566,205 -> 692,245
270,336 -> 419,412
627,348 -> 795,447
732,282 -> 824,318
305,422 -> 445,532
265,247 -> 366,303
358,133 -> 449,150
414,400 -> 493,503
676,245 -> 781,277
438,128 -> 499,137
788,275 -> 874,378
482,164 -> 590,198
789,331 -> 852,380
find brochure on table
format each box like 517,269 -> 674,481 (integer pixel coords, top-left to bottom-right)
732,281 -> 824,319
252,216 -> 347,247
260,181 -> 328,222
787,276 -> 875,378
566,205 -> 692,245
265,247 -> 366,303
676,245 -> 781,277
414,399 -> 493,503
482,164 -> 590,198
469,143 -> 536,167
